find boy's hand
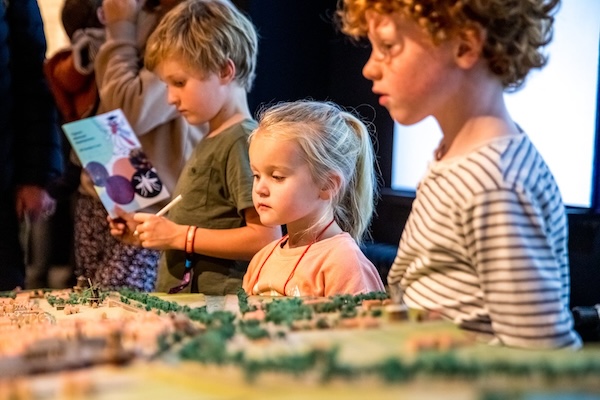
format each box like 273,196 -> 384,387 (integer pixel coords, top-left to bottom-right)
108,207 -> 141,246
102,0 -> 141,24
133,213 -> 186,251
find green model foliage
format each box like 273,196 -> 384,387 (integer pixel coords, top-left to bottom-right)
0,291 -> 17,299
264,298 -> 313,325
237,288 -> 257,314
114,289 -> 600,385
238,319 -> 269,340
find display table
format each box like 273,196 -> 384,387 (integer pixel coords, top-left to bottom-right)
0,290 -> 599,399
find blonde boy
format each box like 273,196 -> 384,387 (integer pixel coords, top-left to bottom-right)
110,0 -> 281,294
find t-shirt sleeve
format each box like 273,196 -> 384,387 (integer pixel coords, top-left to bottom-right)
467,188 -> 580,348
225,135 -> 255,216
320,241 -> 386,296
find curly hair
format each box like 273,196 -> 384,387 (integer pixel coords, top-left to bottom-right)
337,0 -> 560,90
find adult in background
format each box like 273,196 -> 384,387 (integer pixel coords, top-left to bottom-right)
0,0 -> 63,291
72,0 -> 203,291
24,0 -> 106,290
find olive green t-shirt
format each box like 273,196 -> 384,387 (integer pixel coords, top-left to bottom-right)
156,119 -> 257,294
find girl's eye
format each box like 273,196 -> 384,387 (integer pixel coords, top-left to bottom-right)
172,80 -> 185,88
272,175 -> 284,182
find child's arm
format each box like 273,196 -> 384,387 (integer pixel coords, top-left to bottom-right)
133,207 -> 281,261
470,189 -> 580,349
95,0 -> 180,135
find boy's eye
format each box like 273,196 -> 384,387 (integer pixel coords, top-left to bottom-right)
171,80 -> 186,88
272,175 -> 284,181
373,41 -> 400,62
380,42 -> 394,51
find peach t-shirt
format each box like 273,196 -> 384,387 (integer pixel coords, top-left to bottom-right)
243,232 -> 385,297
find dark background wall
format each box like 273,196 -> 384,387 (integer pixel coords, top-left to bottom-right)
235,0 -> 394,192
235,1 -> 600,308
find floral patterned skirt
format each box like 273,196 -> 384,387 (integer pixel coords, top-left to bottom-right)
74,194 -> 159,291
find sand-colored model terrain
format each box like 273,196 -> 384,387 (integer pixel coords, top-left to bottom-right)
0,289 -> 598,399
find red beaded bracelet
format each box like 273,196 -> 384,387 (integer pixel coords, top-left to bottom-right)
185,225 -> 197,254
169,225 -> 197,294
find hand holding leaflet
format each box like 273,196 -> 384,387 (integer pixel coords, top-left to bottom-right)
62,109 -> 170,217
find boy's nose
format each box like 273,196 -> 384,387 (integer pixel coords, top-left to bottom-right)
362,54 -> 380,82
166,90 -> 179,106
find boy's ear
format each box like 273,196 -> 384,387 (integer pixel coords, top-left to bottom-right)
454,25 -> 486,69
219,59 -> 236,83
319,173 -> 342,200
97,7 -> 106,25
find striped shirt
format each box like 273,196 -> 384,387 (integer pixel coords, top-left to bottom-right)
388,133 -> 582,349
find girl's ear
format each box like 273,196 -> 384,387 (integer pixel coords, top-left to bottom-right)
319,173 -> 342,200
219,59 -> 236,83
454,25 -> 486,69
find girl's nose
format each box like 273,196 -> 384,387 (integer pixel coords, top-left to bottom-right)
253,178 -> 268,196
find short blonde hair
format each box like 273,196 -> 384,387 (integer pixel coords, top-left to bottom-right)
145,0 -> 258,91
338,0 -> 560,91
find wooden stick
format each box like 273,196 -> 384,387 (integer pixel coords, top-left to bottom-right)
134,194 -> 183,235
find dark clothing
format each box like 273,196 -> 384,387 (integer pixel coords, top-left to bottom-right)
74,195 -> 159,292
0,0 -> 63,290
